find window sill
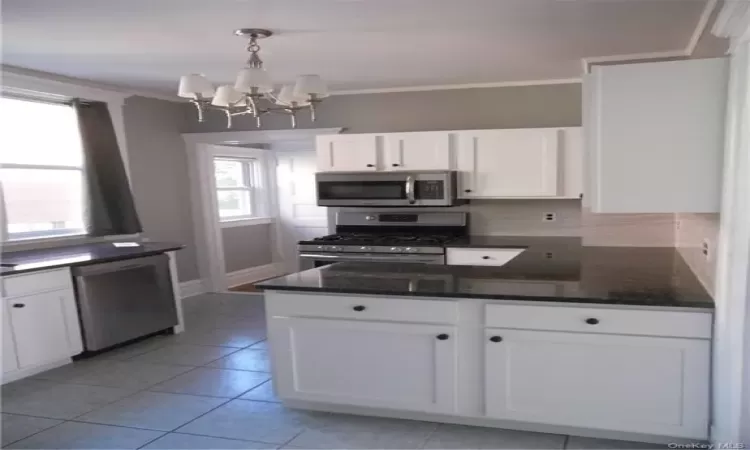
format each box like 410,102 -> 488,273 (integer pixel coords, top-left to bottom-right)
219,217 -> 274,228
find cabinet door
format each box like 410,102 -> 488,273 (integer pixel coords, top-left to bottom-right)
316,134 -> 378,172
8,291 -> 74,369
2,301 -> 18,374
383,132 -> 452,171
484,329 -> 710,439
588,58 -> 727,213
457,129 -> 559,198
270,317 -> 457,414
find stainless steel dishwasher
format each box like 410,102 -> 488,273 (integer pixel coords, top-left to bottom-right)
72,254 -> 178,351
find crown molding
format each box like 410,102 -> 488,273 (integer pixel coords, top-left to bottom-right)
712,0 -> 750,51
329,78 -> 582,96
1,65 -> 180,102
582,0 -> 721,73
686,0 -> 720,55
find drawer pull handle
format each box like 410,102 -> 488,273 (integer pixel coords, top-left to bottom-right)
482,256 -> 491,260
352,305 -> 366,312
464,189 -> 472,193
392,164 -> 400,167
489,336 -> 503,343
436,334 -> 450,340
12,303 -> 25,308
366,164 -> 375,168
585,318 -> 599,325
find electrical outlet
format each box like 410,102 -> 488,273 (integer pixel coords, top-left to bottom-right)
702,239 -> 710,259
543,212 -> 557,222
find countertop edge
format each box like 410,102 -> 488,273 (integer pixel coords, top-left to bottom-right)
1,245 -> 184,277
255,285 -> 715,311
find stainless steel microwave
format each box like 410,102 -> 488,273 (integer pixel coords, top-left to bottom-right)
316,171 -> 465,207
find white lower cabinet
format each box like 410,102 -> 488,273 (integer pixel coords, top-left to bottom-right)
266,291 -> 711,441
270,316 -> 457,414
8,290 -> 78,369
484,329 -> 710,439
2,269 -> 83,383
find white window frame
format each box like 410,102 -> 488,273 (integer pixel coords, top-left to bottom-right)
212,151 -> 273,228
0,96 -> 89,243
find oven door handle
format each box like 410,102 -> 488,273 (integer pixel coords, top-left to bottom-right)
299,253 -> 440,263
405,176 -> 416,204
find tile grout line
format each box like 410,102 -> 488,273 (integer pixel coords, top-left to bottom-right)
1,416 -> 69,448
276,428 -> 306,449
417,422 -> 441,449
563,434 -> 570,449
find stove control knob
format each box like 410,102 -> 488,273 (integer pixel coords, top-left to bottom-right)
390,247 -> 404,253
327,246 -> 342,252
359,246 -> 372,252
365,215 -> 376,221
404,247 -> 418,253
316,245 -> 325,250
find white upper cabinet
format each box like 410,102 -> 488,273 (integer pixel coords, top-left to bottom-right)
484,328 -> 710,439
383,132 -> 452,171
456,128 -> 562,198
316,134 -> 378,172
585,58 -> 728,213
270,316 -> 458,414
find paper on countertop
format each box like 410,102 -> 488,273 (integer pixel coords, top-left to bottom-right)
112,242 -> 141,248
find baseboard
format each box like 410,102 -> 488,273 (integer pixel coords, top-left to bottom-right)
179,279 -> 207,299
227,263 -> 285,288
2,358 -> 72,385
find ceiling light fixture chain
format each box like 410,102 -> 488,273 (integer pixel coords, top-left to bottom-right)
178,27 -> 328,129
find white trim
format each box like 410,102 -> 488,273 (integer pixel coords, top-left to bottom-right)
182,128 -> 339,293
712,0 -> 750,51
226,263 -> 285,288
182,128 -> 344,146
179,278 -> 207,299
166,251 -> 185,334
685,0 -> 720,56
220,217 -> 273,228
329,78 -> 582,96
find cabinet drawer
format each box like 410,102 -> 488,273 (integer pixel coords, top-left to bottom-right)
446,248 -> 524,266
266,292 -> 457,324
485,304 -> 712,339
3,269 -> 73,298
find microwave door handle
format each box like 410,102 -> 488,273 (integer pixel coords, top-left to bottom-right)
405,176 -> 416,204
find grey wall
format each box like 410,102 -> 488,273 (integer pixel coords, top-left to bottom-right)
222,223 -> 273,273
184,83 -> 582,133
122,96 -> 199,281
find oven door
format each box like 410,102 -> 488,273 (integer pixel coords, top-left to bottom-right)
299,252 -> 445,269
316,172 -> 456,207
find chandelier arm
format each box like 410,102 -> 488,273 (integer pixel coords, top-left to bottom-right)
223,109 -> 233,129
190,99 -> 207,123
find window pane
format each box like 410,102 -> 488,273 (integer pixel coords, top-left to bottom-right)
1,168 -> 86,240
217,190 -> 252,219
214,159 -> 247,188
0,98 -> 84,167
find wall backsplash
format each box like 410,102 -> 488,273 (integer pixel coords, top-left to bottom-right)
467,200 -> 581,236
676,213 -> 720,296
581,209 -> 676,247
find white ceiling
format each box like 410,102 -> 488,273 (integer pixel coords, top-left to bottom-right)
1,0 -> 717,96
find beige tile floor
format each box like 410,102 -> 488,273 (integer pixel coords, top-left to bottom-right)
2,293 -> 667,449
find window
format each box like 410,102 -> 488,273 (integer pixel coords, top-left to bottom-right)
213,157 -> 264,222
0,97 -> 87,241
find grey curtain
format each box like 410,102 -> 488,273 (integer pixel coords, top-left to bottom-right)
74,100 -> 142,236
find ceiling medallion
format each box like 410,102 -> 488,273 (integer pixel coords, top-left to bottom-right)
178,28 -> 328,129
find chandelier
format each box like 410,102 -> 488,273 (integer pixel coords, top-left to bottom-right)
178,28 -> 328,129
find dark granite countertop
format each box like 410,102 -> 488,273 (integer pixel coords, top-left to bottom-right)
1,241 -> 184,276
257,238 -> 714,310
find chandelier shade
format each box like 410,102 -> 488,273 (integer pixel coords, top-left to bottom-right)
294,74 -> 328,98
211,85 -> 246,107
178,74 -> 214,98
234,68 -> 273,94
277,85 -> 311,106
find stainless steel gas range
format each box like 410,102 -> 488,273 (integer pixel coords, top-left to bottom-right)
297,211 -> 467,270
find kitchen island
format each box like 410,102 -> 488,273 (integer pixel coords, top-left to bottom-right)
256,245 -> 713,444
